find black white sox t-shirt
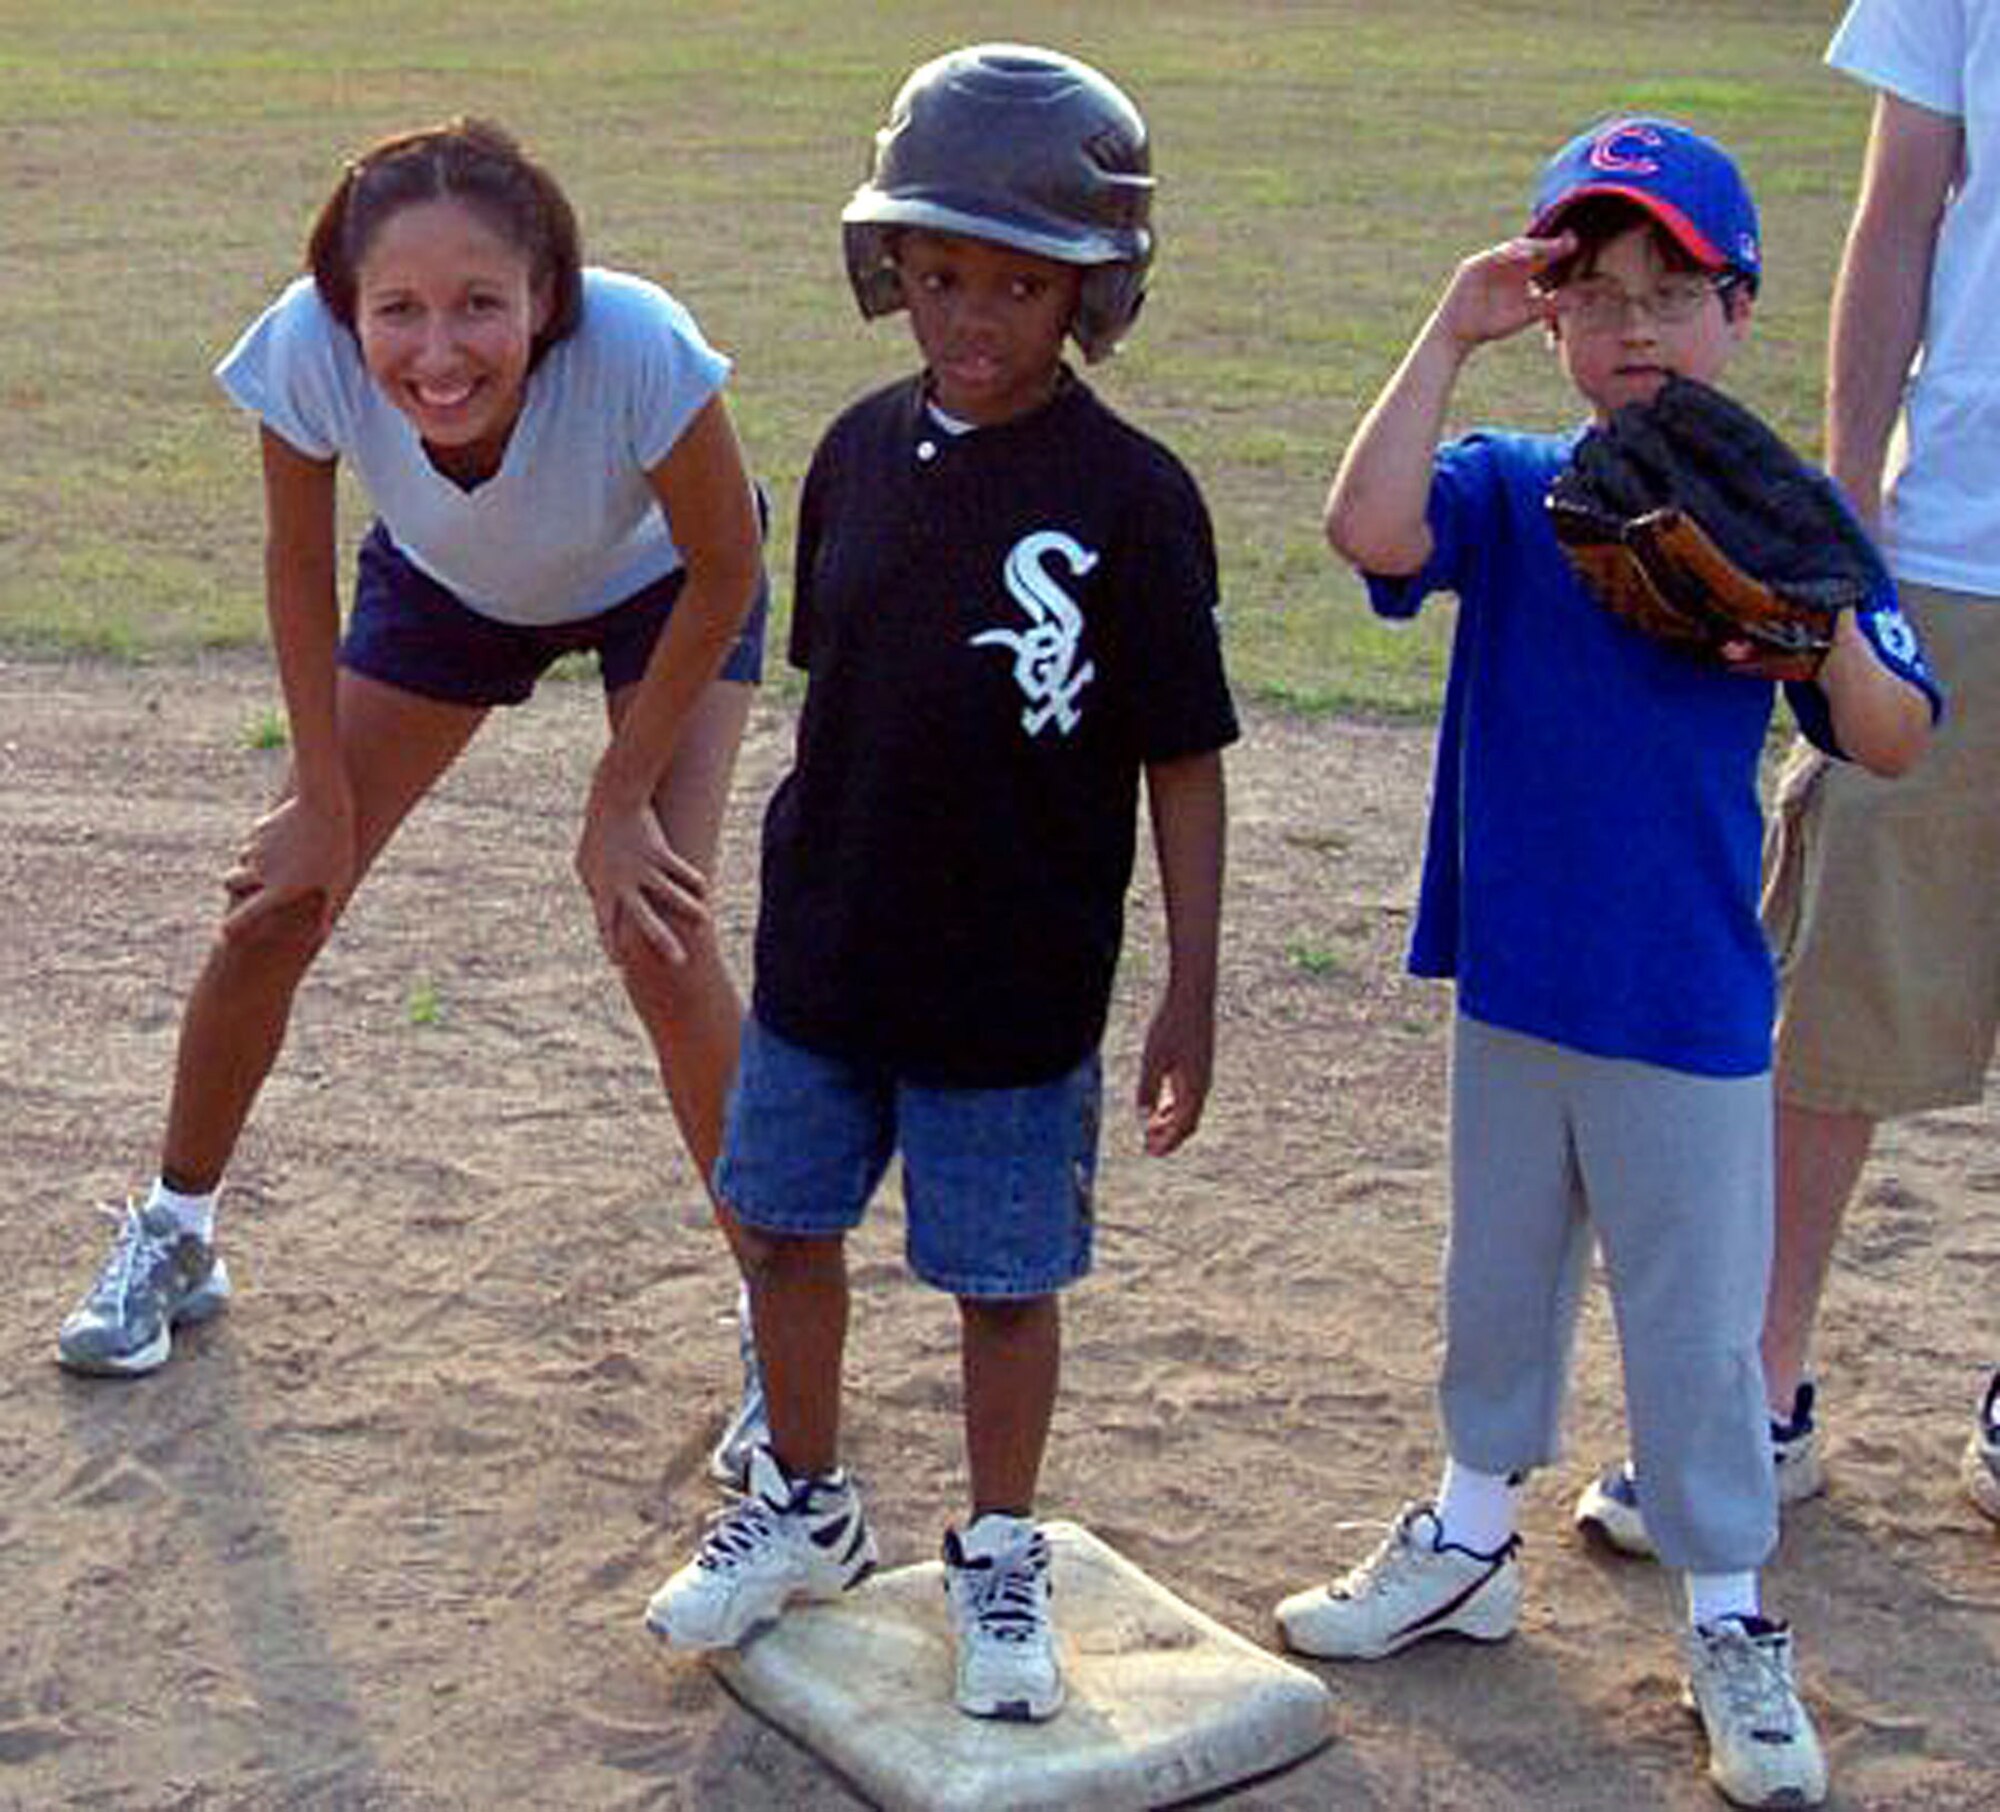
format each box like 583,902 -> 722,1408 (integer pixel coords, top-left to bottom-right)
753,372 -> 1238,1086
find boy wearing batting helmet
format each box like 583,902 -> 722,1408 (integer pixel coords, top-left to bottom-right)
1273,119 -> 1937,1809
645,45 -> 1237,1724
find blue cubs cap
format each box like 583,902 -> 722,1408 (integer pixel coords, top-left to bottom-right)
1529,116 -> 1761,291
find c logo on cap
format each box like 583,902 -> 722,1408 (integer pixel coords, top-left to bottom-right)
1590,121 -> 1664,176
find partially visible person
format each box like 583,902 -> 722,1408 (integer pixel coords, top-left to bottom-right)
1767,0 -> 2000,1530
645,44 -> 1236,1725
1581,0 -> 2000,1543
1274,116 -> 1935,1810
57,120 -> 768,1396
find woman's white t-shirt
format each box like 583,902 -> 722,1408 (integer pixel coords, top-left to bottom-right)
216,267 -> 730,624
1831,0 -> 2000,594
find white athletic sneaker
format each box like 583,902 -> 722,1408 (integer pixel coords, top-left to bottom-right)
1962,1370 -> 2000,1524
1572,1463 -> 1653,1555
1682,1616 -> 1827,1808
942,1514 -> 1063,1721
57,1200 -> 231,1376
1275,1502 -> 1522,1661
645,1446 -> 877,1650
1576,1383 -> 1826,1560
706,1284 -> 769,1491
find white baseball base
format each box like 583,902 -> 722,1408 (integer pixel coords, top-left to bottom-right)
707,1519 -> 1333,1811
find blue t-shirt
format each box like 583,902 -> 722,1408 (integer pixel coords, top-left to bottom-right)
1371,428 -> 1936,1077
214,268 -> 730,625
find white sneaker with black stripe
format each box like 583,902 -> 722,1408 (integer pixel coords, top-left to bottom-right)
1682,1615 -> 1827,1807
943,1514 -> 1063,1721
646,1446 -> 876,1649
1275,1502 -> 1522,1661
1963,1369 -> 2000,1523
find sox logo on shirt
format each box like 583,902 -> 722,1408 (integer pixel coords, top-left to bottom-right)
972,530 -> 1099,737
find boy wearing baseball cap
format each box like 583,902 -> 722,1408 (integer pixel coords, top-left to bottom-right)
1273,118 -> 1935,1808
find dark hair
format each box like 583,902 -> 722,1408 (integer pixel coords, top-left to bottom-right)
1541,193 -> 1749,310
306,117 -> 584,368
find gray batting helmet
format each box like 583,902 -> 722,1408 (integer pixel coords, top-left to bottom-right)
841,43 -> 1155,363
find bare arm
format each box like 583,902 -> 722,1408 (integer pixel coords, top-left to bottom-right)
1136,749 -> 1225,1156
222,428 -> 352,938
259,428 -> 345,807
593,394 -> 761,806
576,393 -> 762,962
1825,90 -> 1962,526
1326,233 -> 1573,575
1816,612 -> 1934,777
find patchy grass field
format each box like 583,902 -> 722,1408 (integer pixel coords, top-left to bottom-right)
13,18 -> 2000,1812
2,0 -> 1866,710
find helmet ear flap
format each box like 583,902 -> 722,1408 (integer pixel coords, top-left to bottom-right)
843,222 -> 904,320
1074,263 -> 1147,363
843,219 -> 1147,362
840,226 -> 904,324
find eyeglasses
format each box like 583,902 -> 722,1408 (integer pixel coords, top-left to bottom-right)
1551,274 -> 1725,330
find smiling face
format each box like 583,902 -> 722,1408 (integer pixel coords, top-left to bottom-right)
1551,221 -> 1750,421
353,196 -> 551,479
896,229 -> 1084,426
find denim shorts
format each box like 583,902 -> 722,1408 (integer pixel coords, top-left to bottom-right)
716,1015 -> 1100,1299
341,522 -> 769,707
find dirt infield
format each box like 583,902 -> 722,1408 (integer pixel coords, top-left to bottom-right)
2,654 -> 1993,1809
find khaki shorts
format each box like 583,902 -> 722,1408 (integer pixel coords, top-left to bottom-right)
1765,583 -> 2000,1116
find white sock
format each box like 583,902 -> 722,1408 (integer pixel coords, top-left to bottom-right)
1687,1570 -> 1761,1630
148,1178 -> 218,1243
1434,1458 -> 1519,1555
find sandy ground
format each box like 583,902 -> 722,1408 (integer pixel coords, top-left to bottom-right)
2,653 -> 1995,1811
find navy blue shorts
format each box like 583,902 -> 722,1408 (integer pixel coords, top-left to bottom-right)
716,1015 -> 1099,1300
341,522 -> 769,708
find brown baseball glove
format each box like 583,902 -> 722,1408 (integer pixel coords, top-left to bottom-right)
1547,376 -> 1886,682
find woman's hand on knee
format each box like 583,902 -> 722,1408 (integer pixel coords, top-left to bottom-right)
575,798 -> 709,968
222,791 -> 354,943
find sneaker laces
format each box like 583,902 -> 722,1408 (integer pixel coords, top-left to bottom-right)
1330,1511 -> 1428,1596
694,1464 -> 850,1575
1705,1623 -> 1803,1739
83,1202 -> 154,1307
691,1490 -> 788,1576
956,1529 -> 1051,1645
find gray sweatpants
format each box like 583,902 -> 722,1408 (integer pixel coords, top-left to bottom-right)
1439,1014 -> 1779,1573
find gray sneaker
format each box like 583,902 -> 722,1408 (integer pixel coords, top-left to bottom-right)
1682,1616 -> 1827,1807
707,1283 -> 770,1490
57,1201 -> 231,1376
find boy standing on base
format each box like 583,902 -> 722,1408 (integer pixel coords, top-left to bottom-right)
647,44 -> 1236,1724
1274,119 -> 1935,1808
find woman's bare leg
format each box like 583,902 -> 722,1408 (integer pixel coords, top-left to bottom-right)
160,672 -> 487,1190
601,677 -> 754,1200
